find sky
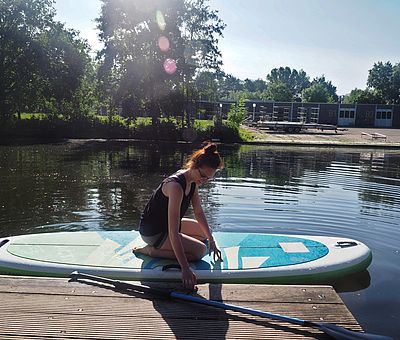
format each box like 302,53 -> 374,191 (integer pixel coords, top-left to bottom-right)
54,0 -> 400,95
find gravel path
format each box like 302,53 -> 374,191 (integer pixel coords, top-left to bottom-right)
246,127 -> 400,147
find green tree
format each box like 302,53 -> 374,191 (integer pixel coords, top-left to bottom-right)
216,73 -> 243,99
0,0 -> 53,118
264,82 -> 293,101
227,96 -> 247,127
0,0 -> 92,119
180,0 -> 226,72
302,83 -> 333,103
41,23 -> 92,117
310,75 -> 338,102
96,0 -> 225,126
194,71 -> 219,101
367,61 -> 400,104
266,67 -> 310,98
343,88 -> 383,104
243,78 -> 267,93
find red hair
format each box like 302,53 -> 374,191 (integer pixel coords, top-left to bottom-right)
185,143 -> 224,170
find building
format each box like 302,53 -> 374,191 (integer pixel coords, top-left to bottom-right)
197,100 -> 400,128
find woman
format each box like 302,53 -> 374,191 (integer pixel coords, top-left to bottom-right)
134,143 -> 223,290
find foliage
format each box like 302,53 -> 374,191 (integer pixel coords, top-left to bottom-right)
301,83 -> 334,103
343,88 -> 383,104
244,78 -> 267,92
194,71 -> 219,101
264,82 -> 293,101
310,75 -> 338,102
1,114 -> 246,143
180,0 -> 226,73
238,126 -> 254,141
367,61 -> 400,104
96,0 -> 225,125
227,96 -> 247,127
266,67 -> 310,98
217,74 -> 243,98
0,0 -> 92,119
195,120 -> 242,143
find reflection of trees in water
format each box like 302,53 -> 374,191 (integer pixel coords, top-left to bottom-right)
0,144 -> 91,235
2,142 -> 399,237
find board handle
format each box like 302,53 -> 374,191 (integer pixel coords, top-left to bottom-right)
336,241 -> 358,248
0,239 -> 9,248
162,264 -> 182,272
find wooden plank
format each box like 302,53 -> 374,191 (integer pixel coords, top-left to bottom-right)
0,275 -> 362,339
0,312 -> 330,339
0,292 -> 360,325
0,275 -> 342,303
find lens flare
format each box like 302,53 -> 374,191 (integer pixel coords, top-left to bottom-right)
156,10 -> 166,31
158,36 -> 170,52
163,58 -> 177,75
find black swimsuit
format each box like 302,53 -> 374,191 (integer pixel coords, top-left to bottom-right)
139,171 -> 196,248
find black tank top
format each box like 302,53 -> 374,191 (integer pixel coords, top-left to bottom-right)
139,171 -> 196,236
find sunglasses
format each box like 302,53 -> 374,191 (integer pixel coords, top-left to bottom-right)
198,168 -> 215,181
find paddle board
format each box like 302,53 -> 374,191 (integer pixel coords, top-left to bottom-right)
0,231 -> 372,283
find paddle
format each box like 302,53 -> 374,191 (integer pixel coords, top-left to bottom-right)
69,271 -> 393,340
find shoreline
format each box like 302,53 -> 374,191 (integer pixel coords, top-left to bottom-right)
244,127 -> 400,149
1,127 -> 399,149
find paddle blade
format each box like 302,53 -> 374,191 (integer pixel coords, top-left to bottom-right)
317,323 -> 393,340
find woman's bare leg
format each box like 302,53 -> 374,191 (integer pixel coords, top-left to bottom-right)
134,233 -> 206,261
180,218 -> 207,241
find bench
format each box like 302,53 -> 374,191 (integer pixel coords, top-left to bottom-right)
372,132 -> 387,141
361,132 -> 373,138
361,132 -> 387,141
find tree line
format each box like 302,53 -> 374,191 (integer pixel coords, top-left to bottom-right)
1,0 -> 399,127
196,62 -> 400,105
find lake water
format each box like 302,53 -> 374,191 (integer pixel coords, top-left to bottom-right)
0,140 -> 399,338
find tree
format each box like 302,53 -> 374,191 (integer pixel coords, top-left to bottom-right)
310,75 -> 338,102
0,0 -> 92,119
244,78 -> 267,93
194,71 -> 219,101
180,0 -> 226,73
266,67 -> 310,98
227,96 -> 247,127
0,0 -> 53,118
217,73 -> 243,99
264,82 -> 293,101
343,88 -> 383,104
40,23 -> 92,117
96,0 -> 225,125
302,83 -> 333,103
367,61 -> 400,104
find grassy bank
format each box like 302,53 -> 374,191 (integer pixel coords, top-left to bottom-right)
1,114 -> 254,143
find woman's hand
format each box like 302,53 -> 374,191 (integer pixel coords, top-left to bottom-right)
209,238 -> 223,262
181,266 -> 197,291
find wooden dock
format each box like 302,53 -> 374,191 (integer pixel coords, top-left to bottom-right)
0,275 -> 363,339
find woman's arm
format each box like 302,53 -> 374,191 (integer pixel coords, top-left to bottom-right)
165,182 -> 190,270
165,182 -> 197,289
191,187 -> 213,240
191,187 -> 222,261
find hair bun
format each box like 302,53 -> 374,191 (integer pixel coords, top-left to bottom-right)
204,143 -> 217,154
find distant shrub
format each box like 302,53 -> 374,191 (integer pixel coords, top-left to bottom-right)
1,115 -> 252,143
195,120 -> 242,143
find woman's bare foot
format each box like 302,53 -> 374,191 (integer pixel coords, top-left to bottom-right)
133,245 -> 153,256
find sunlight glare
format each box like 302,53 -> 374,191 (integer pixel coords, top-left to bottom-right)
156,10 -> 166,31
158,36 -> 170,52
163,58 -> 177,75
